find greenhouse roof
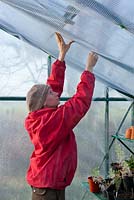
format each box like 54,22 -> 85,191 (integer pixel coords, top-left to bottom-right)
0,0 -> 134,98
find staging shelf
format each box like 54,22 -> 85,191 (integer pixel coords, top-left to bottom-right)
112,134 -> 134,142
81,182 -> 106,200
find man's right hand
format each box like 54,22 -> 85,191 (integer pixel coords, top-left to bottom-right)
55,32 -> 74,62
86,52 -> 98,72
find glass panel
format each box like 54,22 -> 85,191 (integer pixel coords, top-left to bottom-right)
109,102 -> 132,137
0,101 -> 105,200
67,101 -> 105,200
112,134 -> 134,143
109,101 -> 133,164
109,88 -> 131,98
1,100 -> 133,199
0,102 -> 32,200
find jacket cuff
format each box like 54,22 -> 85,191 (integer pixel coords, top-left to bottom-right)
83,70 -> 95,80
54,59 -> 66,68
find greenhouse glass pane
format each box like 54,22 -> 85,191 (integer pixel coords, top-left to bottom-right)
109,88 -> 130,98
109,101 -> 133,163
109,102 -> 132,137
0,102 -> 32,200
0,101 -> 105,200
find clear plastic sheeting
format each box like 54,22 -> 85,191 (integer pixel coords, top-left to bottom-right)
0,29 -> 107,97
0,0 -> 134,97
0,30 -> 49,96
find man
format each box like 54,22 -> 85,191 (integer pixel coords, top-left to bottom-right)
25,32 -> 98,200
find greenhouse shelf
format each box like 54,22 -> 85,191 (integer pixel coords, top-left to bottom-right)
111,134 -> 134,155
81,182 -> 106,200
112,134 -> 134,142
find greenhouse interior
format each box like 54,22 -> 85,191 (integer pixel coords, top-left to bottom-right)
0,0 -> 134,200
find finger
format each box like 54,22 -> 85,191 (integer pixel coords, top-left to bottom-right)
94,53 -> 98,58
93,54 -> 98,60
55,32 -> 65,44
94,55 -> 98,62
55,32 -> 62,40
68,40 -> 75,46
90,51 -> 95,55
90,52 -> 98,58
55,32 -> 62,43
89,51 -> 94,56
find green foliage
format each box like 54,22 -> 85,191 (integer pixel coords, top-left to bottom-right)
125,155 -> 134,170
114,142 -> 125,162
91,166 -> 100,177
109,167 -> 115,179
114,176 -> 122,191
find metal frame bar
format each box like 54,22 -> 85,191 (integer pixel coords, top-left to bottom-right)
47,55 -> 51,77
105,87 -> 109,178
117,138 -> 134,154
0,97 -> 132,101
132,101 -> 134,126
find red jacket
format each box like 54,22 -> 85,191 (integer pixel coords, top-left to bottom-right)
25,59 -> 95,189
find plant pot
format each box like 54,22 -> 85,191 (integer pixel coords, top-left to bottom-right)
115,192 -> 134,200
104,183 -> 115,200
88,176 -> 100,193
125,128 -> 131,139
130,126 -> 134,139
106,191 -> 115,200
123,176 -> 134,192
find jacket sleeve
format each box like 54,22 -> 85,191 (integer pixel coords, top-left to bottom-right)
62,70 -> 95,129
46,59 -> 66,97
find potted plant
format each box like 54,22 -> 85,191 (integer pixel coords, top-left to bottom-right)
102,144 -> 134,200
88,166 -> 102,193
125,155 -> 134,174
108,157 -> 134,200
123,155 -> 134,193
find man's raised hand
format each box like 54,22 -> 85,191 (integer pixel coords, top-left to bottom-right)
55,32 -> 74,62
86,52 -> 98,72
